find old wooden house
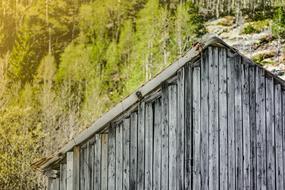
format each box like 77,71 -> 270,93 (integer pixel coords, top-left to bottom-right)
37,36 -> 285,190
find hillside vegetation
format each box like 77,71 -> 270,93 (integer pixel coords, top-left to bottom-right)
0,0 -> 285,189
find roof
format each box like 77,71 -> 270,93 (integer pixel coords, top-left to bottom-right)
35,36 -> 285,170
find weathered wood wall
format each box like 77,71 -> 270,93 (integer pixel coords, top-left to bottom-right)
48,45 -> 285,190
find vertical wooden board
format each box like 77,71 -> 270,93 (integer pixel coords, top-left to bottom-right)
227,51 -> 236,190
249,65 -> 256,190
153,98 -> 162,190
144,102 -> 153,190
169,84 -> 177,190
89,142 -> 94,190
242,62 -> 250,190
101,133 -> 108,190
94,135 -> 102,190
60,164 -> 66,190
193,66 -> 201,190
201,49 -> 209,190
255,67 -> 266,190
137,102 -> 145,190
108,125 -> 116,190
265,77 -> 275,190
116,123 -> 123,190
282,90 -> 285,190
54,178 -> 60,190
219,48 -> 228,190
130,112 -> 138,190
234,56 -> 243,190
161,82 -> 169,190
275,84 -> 283,190
80,148 -> 85,190
74,146 -> 80,190
123,118 -> 130,190
208,47 -> 219,190
66,151 -> 73,190
84,144 -> 90,190
177,68 -> 185,190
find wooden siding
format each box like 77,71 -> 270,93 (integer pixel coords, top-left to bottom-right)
49,46 -> 285,190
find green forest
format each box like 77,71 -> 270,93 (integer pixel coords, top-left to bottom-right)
0,0 -> 285,189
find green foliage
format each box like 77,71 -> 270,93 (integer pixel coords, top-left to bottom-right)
0,106 -> 43,189
241,19 -> 270,34
273,6 -> 285,38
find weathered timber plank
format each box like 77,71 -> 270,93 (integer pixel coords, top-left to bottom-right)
89,142 -> 94,190
108,125 -> 116,190
275,84 -> 283,190
169,84 -> 177,190
116,123 -> 123,190
193,66 -> 201,190
256,67 -> 266,190
73,146 -> 80,190
209,46 -> 219,190
101,134 -> 108,190
137,102 -> 145,190
265,76 -> 275,190
227,51 -> 236,190
282,90 -> 285,190
80,148 -> 85,190
84,144 -> 90,190
144,102 -> 153,190
153,99 -> 162,190
177,68 -> 185,190
66,151 -> 73,190
161,82 -> 169,190
249,65 -> 256,190
94,135 -> 101,190
60,164 -> 67,190
123,118 -> 130,190
130,112 -> 138,190
219,48 -> 228,190
201,49 -> 209,190
234,55 -> 243,190
242,62 -> 250,190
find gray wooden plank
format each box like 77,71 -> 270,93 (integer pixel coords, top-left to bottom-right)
249,65 -> 256,190
219,48 -> 228,190
85,144 -> 90,190
144,102 -> 153,190
137,102 -> 145,190
123,118 -> 130,190
116,123 -> 123,190
201,48 -> 209,190
90,142 -> 94,190
101,134 -> 108,190
161,82 -> 169,190
242,62 -> 250,190
282,90 -> 285,190
66,151 -> 73,190
60,164 -> 67,190
184,62 -> 192,190
153,99 -> 162,190
168,84 -> 177,190
275,84 -> 283,190
73,146 -> 80,190
80,148 -> 85,190
227,51 -> 236,190
177,68 -> 185,190
193,66 -> 201,190
130,112 -> 138,190
94,135 -> 101,190
209,47 -> 219,190
234,55 -> 243,190
108,125 -> 116,190
265,76 -> 275,190
255,67 -> 266,190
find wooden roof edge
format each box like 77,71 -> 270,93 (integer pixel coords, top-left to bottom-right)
35,36 -> 262,171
